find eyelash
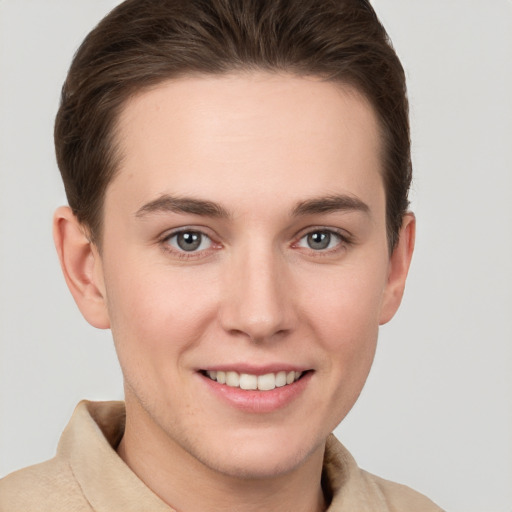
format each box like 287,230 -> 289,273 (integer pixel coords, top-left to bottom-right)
293,227 -> 353,256
159,227 -> 353,260
160,228 -> 218,260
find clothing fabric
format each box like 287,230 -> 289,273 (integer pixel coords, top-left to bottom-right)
0,401 -> 443,511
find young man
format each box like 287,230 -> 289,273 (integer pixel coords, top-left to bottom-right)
0,1 -> 444,510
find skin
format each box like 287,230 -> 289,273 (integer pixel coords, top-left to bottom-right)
54,72 -> 415,512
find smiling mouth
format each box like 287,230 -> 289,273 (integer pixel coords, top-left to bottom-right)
201,370 -> 306,391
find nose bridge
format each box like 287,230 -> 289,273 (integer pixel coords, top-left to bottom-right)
220,238 -> 294,341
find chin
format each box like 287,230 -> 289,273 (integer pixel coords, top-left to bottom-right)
189,429 -> 326,480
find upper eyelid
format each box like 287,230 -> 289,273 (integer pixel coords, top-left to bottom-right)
160,229 -> 218,259
294,226 -> 351,242
299,231 -> 341,245
161,225 -> 216,241
291,228 -> 354,255
160,227 -> 216,250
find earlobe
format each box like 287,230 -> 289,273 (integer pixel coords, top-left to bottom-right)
53,206 -> 110,329
379,213 -> 416,325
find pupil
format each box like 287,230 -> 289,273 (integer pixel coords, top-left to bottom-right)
177,231 -> 201,251
308,231 -> 330,250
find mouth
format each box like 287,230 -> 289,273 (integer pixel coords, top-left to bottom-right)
200,370 -> 307,391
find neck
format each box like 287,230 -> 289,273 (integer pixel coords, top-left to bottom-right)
117,399 -> 327,512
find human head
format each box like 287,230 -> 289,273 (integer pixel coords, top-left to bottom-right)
52,1 -> 416,486
54,0 -> 411,251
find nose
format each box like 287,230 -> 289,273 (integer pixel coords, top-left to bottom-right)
219,243 -> 296,343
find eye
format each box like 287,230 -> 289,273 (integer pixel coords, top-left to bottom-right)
297,230 -> 343,251
166,230 -> 212,252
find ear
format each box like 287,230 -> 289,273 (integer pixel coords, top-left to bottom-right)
53,206 -> 110,329
379,213 -> 416,325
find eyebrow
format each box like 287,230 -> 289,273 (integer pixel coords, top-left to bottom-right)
292,194 -> 370,217
135,195 -> 231,219
135,193 -> 369,220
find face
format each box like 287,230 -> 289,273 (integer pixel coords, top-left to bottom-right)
74,73 -> 412,479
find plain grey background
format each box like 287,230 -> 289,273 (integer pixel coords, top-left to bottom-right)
0,1 -> 511,511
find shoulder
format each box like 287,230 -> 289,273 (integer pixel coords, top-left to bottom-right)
360,470 -> 445,512
0,458 -> 92,512
324,435 -> 445,512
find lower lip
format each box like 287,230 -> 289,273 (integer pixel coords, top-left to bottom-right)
199,372 -> 312,413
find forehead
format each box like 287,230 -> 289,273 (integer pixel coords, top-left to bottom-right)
109,72 -> 384,215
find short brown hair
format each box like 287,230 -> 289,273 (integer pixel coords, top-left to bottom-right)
55,0 -> 411,250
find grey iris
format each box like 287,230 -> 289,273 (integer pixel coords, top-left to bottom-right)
307,231 -> 331,250
177,231 -> 202,251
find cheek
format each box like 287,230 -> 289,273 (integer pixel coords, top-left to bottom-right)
312,287 -> 380,387
302,263 -> 387,348
104,265 -> 218,373
300,262 -> 386,406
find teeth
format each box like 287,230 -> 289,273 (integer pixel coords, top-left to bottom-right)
258,373 -> 276,391
239,373 -> 258,390
275,371 -> 287,388
205,370 -> 304,391
226,371 -> 240,387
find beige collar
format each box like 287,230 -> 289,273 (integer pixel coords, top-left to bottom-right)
58,400 -> 390,511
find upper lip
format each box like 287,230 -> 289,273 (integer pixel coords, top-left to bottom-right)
199,364 -> 311,376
